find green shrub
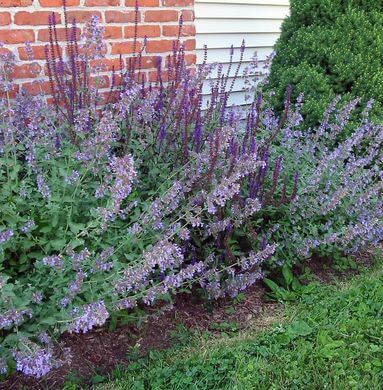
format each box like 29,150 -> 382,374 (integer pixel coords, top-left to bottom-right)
268,0 -> 383,126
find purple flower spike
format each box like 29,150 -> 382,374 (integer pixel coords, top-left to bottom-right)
69,300 -> 109,333
13,348 -> 52,378
0,229 -> 13,244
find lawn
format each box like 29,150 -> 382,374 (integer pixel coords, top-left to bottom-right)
97,253 -> 383,390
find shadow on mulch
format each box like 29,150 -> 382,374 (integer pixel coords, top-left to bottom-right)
2,246 -> 380,390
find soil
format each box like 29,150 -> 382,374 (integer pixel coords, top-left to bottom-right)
2,245 -> 380,390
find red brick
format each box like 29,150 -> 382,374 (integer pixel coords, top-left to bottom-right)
144,10 -> 178,23
10,63 -> 41,79
162,0 -> 193,5
0,12 -> 11,26
18,45 -> 53,60
105,11 -> 138,23
84,0 -> 119,5
39,0 -> 79,5
125,0 -> 158,5
111,41 -> 141,55
21,80 -> 51,95
38,27 -> 80,42
148,70 -> 169,82
90,58 -> 122,72
14,11 -> 60,26
0,47 -> 12,56
104,26 -> 123,39
66,11 -> 102,23
181,10 -> 194,22
146,39 -> 174,53
124,25 -> 160,39
162,24 -> 195,37
0,30 -> 35,44
184,53 -> 196,65
125,55 -> 156,69
0,0 -> 32,5
184,38 -> 196,51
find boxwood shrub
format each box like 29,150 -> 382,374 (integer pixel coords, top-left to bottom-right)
267,0 -> 383,126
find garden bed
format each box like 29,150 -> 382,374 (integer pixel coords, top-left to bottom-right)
3,247 -> 379,390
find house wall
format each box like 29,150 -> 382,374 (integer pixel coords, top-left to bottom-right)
195,0 -> 289,105
0,0 -> 196,96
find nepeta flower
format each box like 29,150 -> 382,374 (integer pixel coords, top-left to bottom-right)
91,247 -> 114,273
81,15 -> 105,60
0,358 -> 7,375
38,331 -> 51,345
31,291 -> 43,304
65,170 -> 80,185
68,270 -> 86,296
75,111 -> 118,164
36,174 -> 51,198
42,255 -> 62,269
70,248 -> 90,269
0,308 -> 33,329
115,240 -> 184,294
114,298 -> 137,311
178,228 -> 190,241
0,229 -> 13,244
69,300 -> 109,333
224,270 -> 264,298
98,154 -> 137,224
20,220 -> 35,233
13,347 -> 52,378
240,244 -> 276,271
59,297 -> 71,308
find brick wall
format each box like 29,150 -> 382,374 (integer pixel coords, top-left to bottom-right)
0,0 -> 196,95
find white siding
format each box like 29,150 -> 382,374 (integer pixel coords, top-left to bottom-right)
195,0 -> 289,105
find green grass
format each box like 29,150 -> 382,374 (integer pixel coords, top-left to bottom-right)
94,257 -> 383,390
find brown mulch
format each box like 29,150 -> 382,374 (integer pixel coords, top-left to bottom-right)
2,245 -> 380,390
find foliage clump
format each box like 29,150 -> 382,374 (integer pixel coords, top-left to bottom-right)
267,0 -> 383,126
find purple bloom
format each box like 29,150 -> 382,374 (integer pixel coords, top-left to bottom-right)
0,229 -> 13,244
65,170 -> 80,185
68,270 -> 86,296
20,220 -> 35,233
13,347 -> 52,378
38,331 -> 51,345
91,247 -> 114,273
178,228 -> 190,241
36,174 -> 51,199
98,154 -> 137,224
69,300 -> 109,333
80,15 -> 106,61
59,297 -> 71,308
0,358 -> 7,375
42,255 -> 62,269
31,291 -> 43,304
0,308 -> 33,329
224,270 -> 264,298
114,298 -> 137,311
115,240 -> 184,294
70,248 -> 90,269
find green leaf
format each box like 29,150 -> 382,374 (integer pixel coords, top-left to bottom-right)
282,263 -> 294,286
287,321 -> 313,338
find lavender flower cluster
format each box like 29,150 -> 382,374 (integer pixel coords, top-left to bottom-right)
68,300 -> 109,333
